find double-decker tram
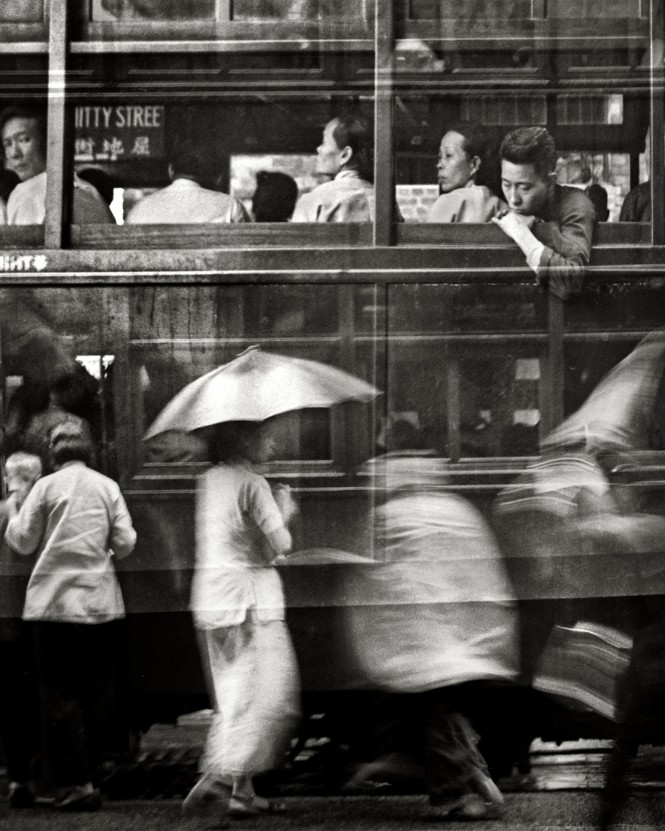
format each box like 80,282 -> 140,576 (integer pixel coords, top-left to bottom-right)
2,0 -> 665,775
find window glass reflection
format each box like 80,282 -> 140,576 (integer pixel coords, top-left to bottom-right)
388,285 -> 546,333
67,44 -> 374,227
242,285 -> 339,337
386,343 -> 542,459
91,0 -> 215,21
0,0 -> 43,22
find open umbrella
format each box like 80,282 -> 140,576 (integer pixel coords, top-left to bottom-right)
143,346 -> 380,440
542,329 -> 665,453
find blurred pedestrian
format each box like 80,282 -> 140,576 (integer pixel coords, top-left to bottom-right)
0,452 -> 42,808
252,170 -> 298,222
6,418 -> 136,811
349,439 -> 519,819
183,420 -> 300,824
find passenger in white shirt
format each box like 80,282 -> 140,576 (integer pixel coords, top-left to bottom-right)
126,144 -> 250,224
0,106 -> 113,225
6,418 -> 135,811
291,115 -> 377,223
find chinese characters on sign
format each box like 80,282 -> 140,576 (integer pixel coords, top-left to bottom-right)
74,105 -> 165,163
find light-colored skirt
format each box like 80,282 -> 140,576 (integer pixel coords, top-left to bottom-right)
200,614 -> 301,777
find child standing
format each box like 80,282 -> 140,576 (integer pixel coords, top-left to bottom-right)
5,418 -> 136,811
0,452 -> 42,807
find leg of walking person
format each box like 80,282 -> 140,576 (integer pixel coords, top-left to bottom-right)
424,687 -> 503,820
0,622 -> 39,807
78,621 -> 118,791
185,614 -> 300,820
33,622 -> 101,811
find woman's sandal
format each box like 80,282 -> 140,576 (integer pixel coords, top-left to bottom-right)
430,793 -> 488,821
228,794 -> 287,818
182,776 -> 231,827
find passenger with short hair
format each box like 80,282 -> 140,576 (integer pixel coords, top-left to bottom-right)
619,181 -> 651,223
492,126 -> 596,300
0,452 -> 42,809
6,418 -> 136,812
126,143 -> 249,224
291,115 -> 376,222
427,124 -> 504,223
0,106 -> 114,225
251,170 -> 298,222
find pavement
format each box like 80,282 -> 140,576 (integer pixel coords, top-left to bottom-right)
0,792 -> 663,830
4,712 -> 665,828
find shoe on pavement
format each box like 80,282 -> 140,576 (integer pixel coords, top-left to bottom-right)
7,782 -> 35,809
54,786 -> 102,812
430,792 -> 489,820
470,770 -> 504,805
228,794 -> 287,818
182,776 -> 230,827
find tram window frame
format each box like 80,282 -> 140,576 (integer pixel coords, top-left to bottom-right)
61,41 -> 377,245
71,0 -> 374,42
0,0 -> 47,41
1,2 -> 664,252
124,277 -> 378,480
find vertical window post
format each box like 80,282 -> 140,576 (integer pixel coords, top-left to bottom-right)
374,0 -> 395,246
45,0 -> 68,248
650,0 -> 665,244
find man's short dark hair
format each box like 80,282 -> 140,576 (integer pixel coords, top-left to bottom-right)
252,170 -> 298,222
500,126 -> 557,180
331,115 -> 373,182
0,105 -> 46,143
169,143 -> 208,183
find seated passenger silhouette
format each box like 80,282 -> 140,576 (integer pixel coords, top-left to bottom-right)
0,106 -> 113,225
251,171 -> 298,222
492,127 -> 596,300
619,181 -> 651,223
126,143 -> 249,224
561,152 -> 609,222
427,123 -> 505,223
0,169 -> 19,224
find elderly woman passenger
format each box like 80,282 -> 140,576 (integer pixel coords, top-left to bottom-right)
427,124 -> 505,223
291,115 -> 376,222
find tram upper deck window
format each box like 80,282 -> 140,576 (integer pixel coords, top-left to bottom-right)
66,80 -> 376,245
0,103 -> 114,231
0,0 -> 43,23
85,0 -> 373,35
91,0 -> 216,20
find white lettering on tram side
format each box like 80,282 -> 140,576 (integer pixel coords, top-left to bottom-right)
74,107 -> 114,129
75,105 -> 164,130
114,106 -> 162,128
0,254 -> 48,273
